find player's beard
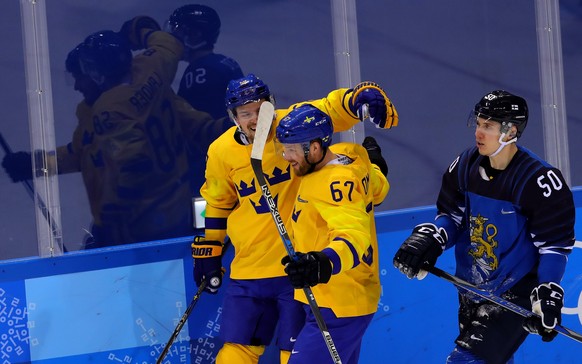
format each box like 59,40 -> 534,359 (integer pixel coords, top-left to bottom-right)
243,126 -> 256,144
291,159 -> 311,177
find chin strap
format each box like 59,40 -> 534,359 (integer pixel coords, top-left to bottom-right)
304,145 -> 327,174
229,110 -> 251,146
234,128 -> 251,145
488,132 -> 517,157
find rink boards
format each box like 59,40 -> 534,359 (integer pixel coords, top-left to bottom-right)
0,189 -> 581,363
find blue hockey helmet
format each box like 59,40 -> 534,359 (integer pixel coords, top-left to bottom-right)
78,30 -> 131,87
166,4 -> 220,50
276,104 -> 333,148
225,74 -> 272,112
65,42 -> 102,105
472,90 -> 528,138
65,43 -> 84,76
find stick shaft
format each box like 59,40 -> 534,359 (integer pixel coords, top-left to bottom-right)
156,281 -> 207,364
0,132 -> 60,235
250,102 -> 342,363
428,266 -> 582,343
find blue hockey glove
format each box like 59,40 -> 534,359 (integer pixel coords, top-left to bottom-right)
523,282 -> 564,342
349,82 -> 398,129
2,151 -> 32,182
362,136 -> 388,176
393,223 -> 447,280
281,251 -> 333,288
192,236 -> 224,294
119,16 -> 161,50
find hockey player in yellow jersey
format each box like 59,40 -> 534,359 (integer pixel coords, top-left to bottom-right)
2,17 -> 235,248
192,73 -> 397,363
60,21 -> 194,247
277,104 -> 388,364
3,18 -> 207,247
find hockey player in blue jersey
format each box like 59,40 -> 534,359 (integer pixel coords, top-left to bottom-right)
393,90 -> 575,364
165,4 -> 244,194
166,4 -> 244,120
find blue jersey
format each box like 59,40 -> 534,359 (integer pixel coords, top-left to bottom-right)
178,53 -> 243,120
434,146 -> 575,296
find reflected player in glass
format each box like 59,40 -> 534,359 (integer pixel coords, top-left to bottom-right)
166,4 -> 244,120
3,17 -> 197,248
165,4 -> 244,194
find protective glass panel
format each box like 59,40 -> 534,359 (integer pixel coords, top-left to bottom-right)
561,3 -> 582,184
0,1 -> 38,259
0,2 -> 581,364
1,1 -> 580,255
0,1 -> 336,258
359,0 -> 554,211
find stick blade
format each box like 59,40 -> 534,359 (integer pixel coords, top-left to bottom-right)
250,101 -> 275,160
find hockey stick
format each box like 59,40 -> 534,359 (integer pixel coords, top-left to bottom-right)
0,133 -> 36,200
0,132 -> 61,234
156,280 -> 207,364
250,101 -> 343,364
427,265 -> 582,344
156,238 -> 232,363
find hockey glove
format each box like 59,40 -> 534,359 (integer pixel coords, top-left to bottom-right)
393,223 -> 447,280
523,282 -> 564,342
192,236 -> 224,294
119,16 -> 161,50
281,251 -> 333,288
2,151 -> 33,182
362,136 -> 388,176
349,82 -> 398,129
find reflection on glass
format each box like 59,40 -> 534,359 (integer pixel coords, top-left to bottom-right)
2,1 -> 579,259
166,4 -> 244,195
